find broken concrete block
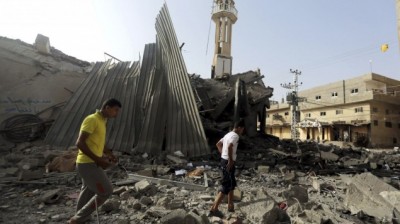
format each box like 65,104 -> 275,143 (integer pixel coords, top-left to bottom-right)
35,34 -> 51,54
276,165 -> 287,174
40,188 -> 63,204
370,162 -> 377,169
238,195 -> 281,224
166,155 -> 188,164
343,172 -> 397,220
198,195 -> 214,201
284,171 -> 296,182
166,199 -> 185,210
101,198 -> 121,212
145,207 -> 171,219
319,151 -> 339,161
135,179 -> 151,193
120,190 -> 131,200
18,158 -> 44,170
342,158 -> 364,167
257,165 -> 270,174
311,177 -> 321,192
184,211 -> 207,224
283,185 -> 308,205
379,191 -> 400,214
18,169 -> 44,181
136,169 -> 154,177
140,196 -> 153,206
4,167 -> 19,177
159,209 -> 186,224
113,186 -> 127,195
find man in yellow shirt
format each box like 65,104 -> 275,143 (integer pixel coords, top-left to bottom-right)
69,98 -> 121,224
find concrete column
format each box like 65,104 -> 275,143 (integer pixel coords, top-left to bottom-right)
221,17 -> 227,55
214,18 -> 221,55
227,19 -> 232,56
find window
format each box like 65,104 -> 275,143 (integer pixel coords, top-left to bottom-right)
331,92 -> 338,97
320,112 -> 326,116
386,109 -> 389,115
355,107 -> 363,113
394,138 -> 398,144
372,107 -> 378,113
267,114 -> 270,118
305,113 -> 311,118
373,120 -> 378,126
351,88 -> 359,94
398,123 -> 400,128
315,95 -> 321,100
385,122 -> 392,128
336,109 -> 343,115
284,112 -> 289,116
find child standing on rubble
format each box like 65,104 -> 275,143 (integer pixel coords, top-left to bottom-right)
209,119 -> 245,216
68,98 -> 121,224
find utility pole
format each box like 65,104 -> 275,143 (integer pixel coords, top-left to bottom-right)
281,69 -> 302,140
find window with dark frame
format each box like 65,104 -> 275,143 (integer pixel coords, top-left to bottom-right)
385,121 -> 392,128
351,88 -> 359,94
320,112 -> 326,116
355,107 -> 363,113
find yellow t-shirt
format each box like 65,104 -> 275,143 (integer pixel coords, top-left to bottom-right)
76,111 -> 107,163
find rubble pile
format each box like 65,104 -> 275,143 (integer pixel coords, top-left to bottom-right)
0,140 -> 399,224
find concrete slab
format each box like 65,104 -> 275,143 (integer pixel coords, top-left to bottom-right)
343,172 -> 397,220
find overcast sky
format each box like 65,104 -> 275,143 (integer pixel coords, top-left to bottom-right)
1,0 -> 399,100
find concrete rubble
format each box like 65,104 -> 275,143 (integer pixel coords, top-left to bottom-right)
1,140 -> 399,224
0,4 -> 399,224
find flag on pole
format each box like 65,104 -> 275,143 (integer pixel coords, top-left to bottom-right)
381,44 -> 389,52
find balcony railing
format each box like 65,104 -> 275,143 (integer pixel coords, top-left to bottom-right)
213,3 -> 238,17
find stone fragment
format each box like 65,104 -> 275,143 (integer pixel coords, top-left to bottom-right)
343,172 -> 397,220
101,198 -> 121,212
319,151 -> 339,161
159,209 -> 186,224
18,169 -> 43,181
140,196 -> 153,206
282,185 -> 308,204
257,165 -> 270,174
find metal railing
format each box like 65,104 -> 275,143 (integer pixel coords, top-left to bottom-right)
213,3 -> 238,16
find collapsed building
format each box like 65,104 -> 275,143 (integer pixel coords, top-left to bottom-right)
0,2 -> 400,224
0,3 -> 273,158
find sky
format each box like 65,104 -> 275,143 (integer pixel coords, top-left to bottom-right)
1,0 -> 399,101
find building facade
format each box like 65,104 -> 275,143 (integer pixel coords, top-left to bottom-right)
266,73 -> 400,148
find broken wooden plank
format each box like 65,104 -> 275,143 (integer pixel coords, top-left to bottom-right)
115,173 -> 206,191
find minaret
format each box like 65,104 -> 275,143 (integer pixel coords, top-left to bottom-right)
211,0 -> 238,79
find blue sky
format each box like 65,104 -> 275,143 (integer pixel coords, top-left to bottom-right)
1,0 -> 399,100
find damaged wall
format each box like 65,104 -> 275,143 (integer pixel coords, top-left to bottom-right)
0,35 -> 91,142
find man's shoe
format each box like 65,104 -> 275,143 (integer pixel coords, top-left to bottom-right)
208,209 -> 223,218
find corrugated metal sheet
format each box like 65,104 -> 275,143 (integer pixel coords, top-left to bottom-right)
45,4 -> 209,157
45,60 -> 140,152
135,4 -> 209,157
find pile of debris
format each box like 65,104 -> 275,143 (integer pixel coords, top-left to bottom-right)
1,139 -> 399,224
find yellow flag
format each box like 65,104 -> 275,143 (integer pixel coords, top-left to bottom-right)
381,44 -> 389,52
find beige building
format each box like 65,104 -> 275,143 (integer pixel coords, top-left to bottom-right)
266,73 -> 400,148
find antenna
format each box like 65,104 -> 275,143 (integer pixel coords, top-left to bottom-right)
205,0 -> 215,56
